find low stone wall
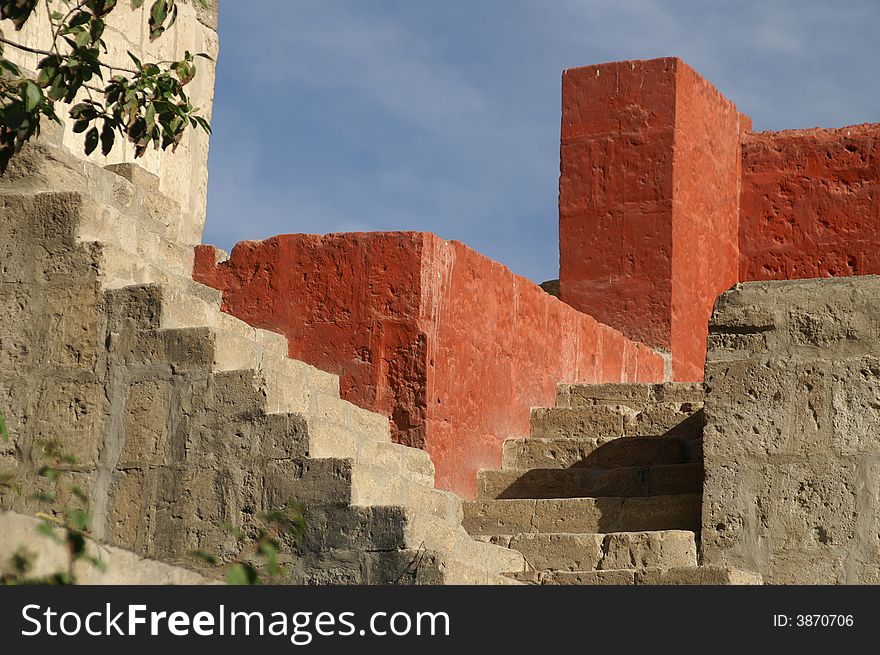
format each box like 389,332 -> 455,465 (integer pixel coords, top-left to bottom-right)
702,275 -> 880,583
0,511 -> 212,584
194,233 -> 666,497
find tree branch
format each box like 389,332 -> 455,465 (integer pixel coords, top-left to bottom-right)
0,35 -> 53,58
0,34 -> 139,75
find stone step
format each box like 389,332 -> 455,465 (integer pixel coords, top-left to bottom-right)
405,514 -> 527,580
530,405 -> 703,440
351,463 -> 454,522
502,435 -> 692,470
1,141 -> 181,243
477,463 -> 703,500
351,442 -> 435,488
305,394 -> 392,451
475,530 -> 697,572
80,201 -> 194,279
556,382 -> 705,410
509,566 -> 762,585
100,250 -> 222,305
462,494 -> 701,536
104,284 -> 341,405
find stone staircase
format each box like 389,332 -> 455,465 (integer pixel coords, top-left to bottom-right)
0,134 -> 524,584
463,383 -> 762,584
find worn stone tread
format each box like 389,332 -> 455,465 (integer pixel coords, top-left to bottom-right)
478,462 -> 702,500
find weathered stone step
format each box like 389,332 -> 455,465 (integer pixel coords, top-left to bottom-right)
405,514 -> 527,581
351,442 -> 435,488
509,565 -> 762,585
351,464 -> 454,521
462,494 -> 701,536
477,462 -> 702,500
502,435 -> 692,470
556,382 -> 705,410
475,530 -> 697,572
530,405 -> 702,440
81,203 -> 194,279
104,284 -> 341,405
2,147 -> 182,243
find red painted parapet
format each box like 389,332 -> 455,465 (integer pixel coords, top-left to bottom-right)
194,233 -> 665,497
558,57 -> 747,381
740,124 -> 880,281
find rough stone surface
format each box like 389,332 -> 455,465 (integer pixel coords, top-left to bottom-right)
558,57 -> 745,380
702,276 -> 880,583
193,235 -> 666,497
509,565 -> 760,586
0,511 -> 213,584
478,463 -> 702,500
740,125 -> 880,283
0,138 -> 525,584
479,530 -> 696,572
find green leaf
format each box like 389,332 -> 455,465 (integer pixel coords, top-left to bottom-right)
69,11 -> 91,28
0,411 -> 9,442
21,81 -> 42,112
0,58 -> 22,76
37,465 -> 59,480
67,509 -> 90,532
226,563 -> 259,586
127,51 -> 142,70
131,0 -> 145,8
100,120 -> 115,156
84,126 -> 99,155
148,0 -> 168,40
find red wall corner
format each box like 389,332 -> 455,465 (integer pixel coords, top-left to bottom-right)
558,57 -> 746,381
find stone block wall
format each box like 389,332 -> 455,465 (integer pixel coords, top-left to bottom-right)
702,276 -> 880,583
194,233 -> 666,497
1,1 -> 218,243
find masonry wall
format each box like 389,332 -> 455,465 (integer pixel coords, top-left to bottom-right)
702,276 -> 880,583
558,58 -> 677,355
558,58 -> 744,381
194,233 -> 665,497
557,57 -> 879,381
2,1 -> 218,243
670,63 -> 744,381
740,124 -> 880,282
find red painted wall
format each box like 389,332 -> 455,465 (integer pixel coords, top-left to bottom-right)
194,233 -> 665,497
559,58 -> 677,354
670,62 -> 746,381
740,124 -> 880,281
558,57 -> 745,381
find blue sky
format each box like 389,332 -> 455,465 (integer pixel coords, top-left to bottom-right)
203,0 -> 880,283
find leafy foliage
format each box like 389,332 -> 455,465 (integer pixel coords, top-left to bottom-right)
0,0 -> 211,173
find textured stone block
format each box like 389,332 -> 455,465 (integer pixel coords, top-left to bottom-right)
703,277 -> 880,583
